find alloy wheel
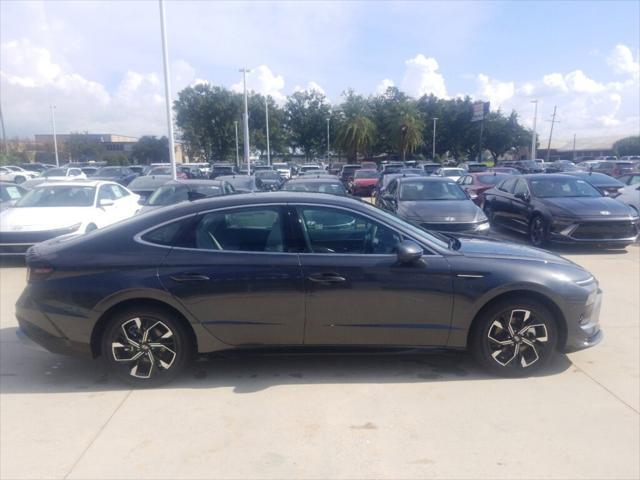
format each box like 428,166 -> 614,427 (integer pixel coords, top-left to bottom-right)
486,309 -> 549,368
530,217 -> 545,246
111,317 -> 177,379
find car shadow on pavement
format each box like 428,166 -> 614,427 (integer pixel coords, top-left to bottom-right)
0,326 -> 573,395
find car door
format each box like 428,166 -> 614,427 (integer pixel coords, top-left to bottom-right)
488,177 -> 517,226
157,205 -> 305,346
510,179 -> 534,232
95,184 -> 118,227
293,205 -> 453,347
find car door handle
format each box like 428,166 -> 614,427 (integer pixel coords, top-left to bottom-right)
308,273 -> 346,284
169,273 -> 211,282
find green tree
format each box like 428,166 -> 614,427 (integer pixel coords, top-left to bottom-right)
613,136 -> 640,156
174,84 -> 242,161
247,94 -> 289,158
335,90 -> 376,161
131,136 -> 169,164
284,90 -> 331,159
393,107 -> 424,161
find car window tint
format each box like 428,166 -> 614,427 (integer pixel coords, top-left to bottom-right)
109,184 -> 124,199
4,186 -> 23,200
142,218 -> 191,246
513,179 -> 529,196
298,207 -> 401,254
98,185 -> 115,201
499,177 -> 518,193
191,207 -> 285,252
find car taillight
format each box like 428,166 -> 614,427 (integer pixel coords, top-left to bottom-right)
27,266 -> 54,283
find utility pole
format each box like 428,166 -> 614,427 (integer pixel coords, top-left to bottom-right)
0,102 -> 7,154
326,117 -> 330,163
265,96 -> 271,166
239,68 -> 251,174
50,105 -> 59,167
234,120 -> 240,167
546,105 -> 558,163
432,117 -> 438,160
158,0 -> 177,180
530,99 -> 538,161
572,133 -> 577,162
477,119 -> 485,163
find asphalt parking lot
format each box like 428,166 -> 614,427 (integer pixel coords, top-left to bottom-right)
1,234 -> 639,479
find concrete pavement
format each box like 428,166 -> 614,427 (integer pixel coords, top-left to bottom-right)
1,246 -> 638,479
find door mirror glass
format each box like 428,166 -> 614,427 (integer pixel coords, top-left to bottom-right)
515,191 -> 529,202
396,240 -> 423,264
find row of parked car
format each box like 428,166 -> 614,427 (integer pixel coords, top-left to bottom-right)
1,156 -> 638,256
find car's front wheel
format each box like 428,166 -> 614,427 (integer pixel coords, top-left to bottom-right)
529,215 -> 549,247
470,298 -> 558,377
101,306 -> 194,386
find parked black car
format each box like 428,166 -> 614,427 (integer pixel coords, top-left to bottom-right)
378,176 -> 490,234
140,180 -> 235,212
563,171 -> 625,197
254,170 -> 284,191
17,192 -> 602,385
127,175 -> 172,205
210,164 -> 237,178
422,163 -> 441,176
483,174 -> 639,247
339,164 -> 362,184
92,166 -> 139,186
499,161 -> 545,174
216,175 -> 259,193
544,160 -> 579,173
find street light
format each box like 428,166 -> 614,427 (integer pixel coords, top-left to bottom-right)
239,68 -> 251,174
158,0 -> 177,180
326,117 -> 330,163
530,99 -> 538,161
432,117 -> 438,161
265,96 -> 271,166
234,120 -> 240,167
50,105 -> 59,167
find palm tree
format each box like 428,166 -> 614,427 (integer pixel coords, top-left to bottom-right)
395,112 -> 424,162
337,114 -> 377,162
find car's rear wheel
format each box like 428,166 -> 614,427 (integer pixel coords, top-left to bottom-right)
101,306 -> 193,386
14,176 -> 25,184
470,298 -> 558,377
529,215 -> 549,247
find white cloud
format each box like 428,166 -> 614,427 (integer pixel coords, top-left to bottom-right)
564,70 -> 606,93
542,73 -> 568,93
231,65 -> 286,103
401,54 -> 447,98
293,81 -> 326,96
475,74 -> 514,109
376,78 -> 395,94
607,44 -> 640,78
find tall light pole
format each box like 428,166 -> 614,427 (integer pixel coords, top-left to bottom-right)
265,96 -> 271,166
432,117 -> 438,160
530,99 -> 538,161
546,105 -> 558,163
234,120 -> 240,167
572,133 -> 577,162
158,0 -> 177,180
0,102 -> 7,154
239,68 -> 251,174
50,105 -> 59,167
326,117 -> 330,163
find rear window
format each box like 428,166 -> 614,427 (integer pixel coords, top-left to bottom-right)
477,174 -> 507,185
142,218 -> 192,246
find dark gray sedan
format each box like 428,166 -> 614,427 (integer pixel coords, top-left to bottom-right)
378,176 -> 490,233
17,192 -> 602,385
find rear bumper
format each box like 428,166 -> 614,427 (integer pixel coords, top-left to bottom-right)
0,243 -> 32,256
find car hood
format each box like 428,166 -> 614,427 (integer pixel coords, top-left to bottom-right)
455,236 -> 574,266
0,207 -> 91,231
541,196 -> 633,218
398,200 -> 483,222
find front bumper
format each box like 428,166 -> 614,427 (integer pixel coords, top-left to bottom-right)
420,221 -> 491,234
550,218 -> 639,245
563,288 -> 604,352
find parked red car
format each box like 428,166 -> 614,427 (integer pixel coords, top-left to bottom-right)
457,172 -> 510,205
349,169 -> 380,196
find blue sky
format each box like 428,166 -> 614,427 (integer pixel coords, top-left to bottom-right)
1,1 -> 638,146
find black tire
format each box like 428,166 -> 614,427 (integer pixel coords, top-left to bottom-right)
529,215 -> 549,247
101,306 -> 194,386
470,298 -> 558,377
15,176 -> 25,184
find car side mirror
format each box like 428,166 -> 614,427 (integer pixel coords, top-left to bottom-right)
99,198 -> 115,207
515,192 -> 530,202
396,240 -> 423,264
382,192 -> 394,201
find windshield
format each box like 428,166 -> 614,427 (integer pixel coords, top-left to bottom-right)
442,169 -> 465,176
300,165 -> 321,172
467,164 -> 488,172
354,170 -> 379,179
148,167 -> 172,176
283,181 -> 346,195
400,181 -> 467,201
16,185 -> 95,207
477,174 -> 507,185
255,171 -> 279,179
96,167 -> 125,176
223,176 -> 254,189
530,178 -> 601,198
42,168 -> 66,177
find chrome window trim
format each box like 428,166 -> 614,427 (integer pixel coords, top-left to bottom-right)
133,201 -> 445,257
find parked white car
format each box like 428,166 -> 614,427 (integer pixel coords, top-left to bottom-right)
435,167 -> 466,182
0,166 -> 38,184
40,167 -> 87,181
616,184 -> 640,215
0,180 -> 140,255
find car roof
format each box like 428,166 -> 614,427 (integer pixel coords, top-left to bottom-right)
287,177 -> 342,184
397,176 -> 455,184
33,180 -> 117,188
164,179 -> 225,186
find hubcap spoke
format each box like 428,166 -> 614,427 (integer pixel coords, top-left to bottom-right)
488,309 -> 545,369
